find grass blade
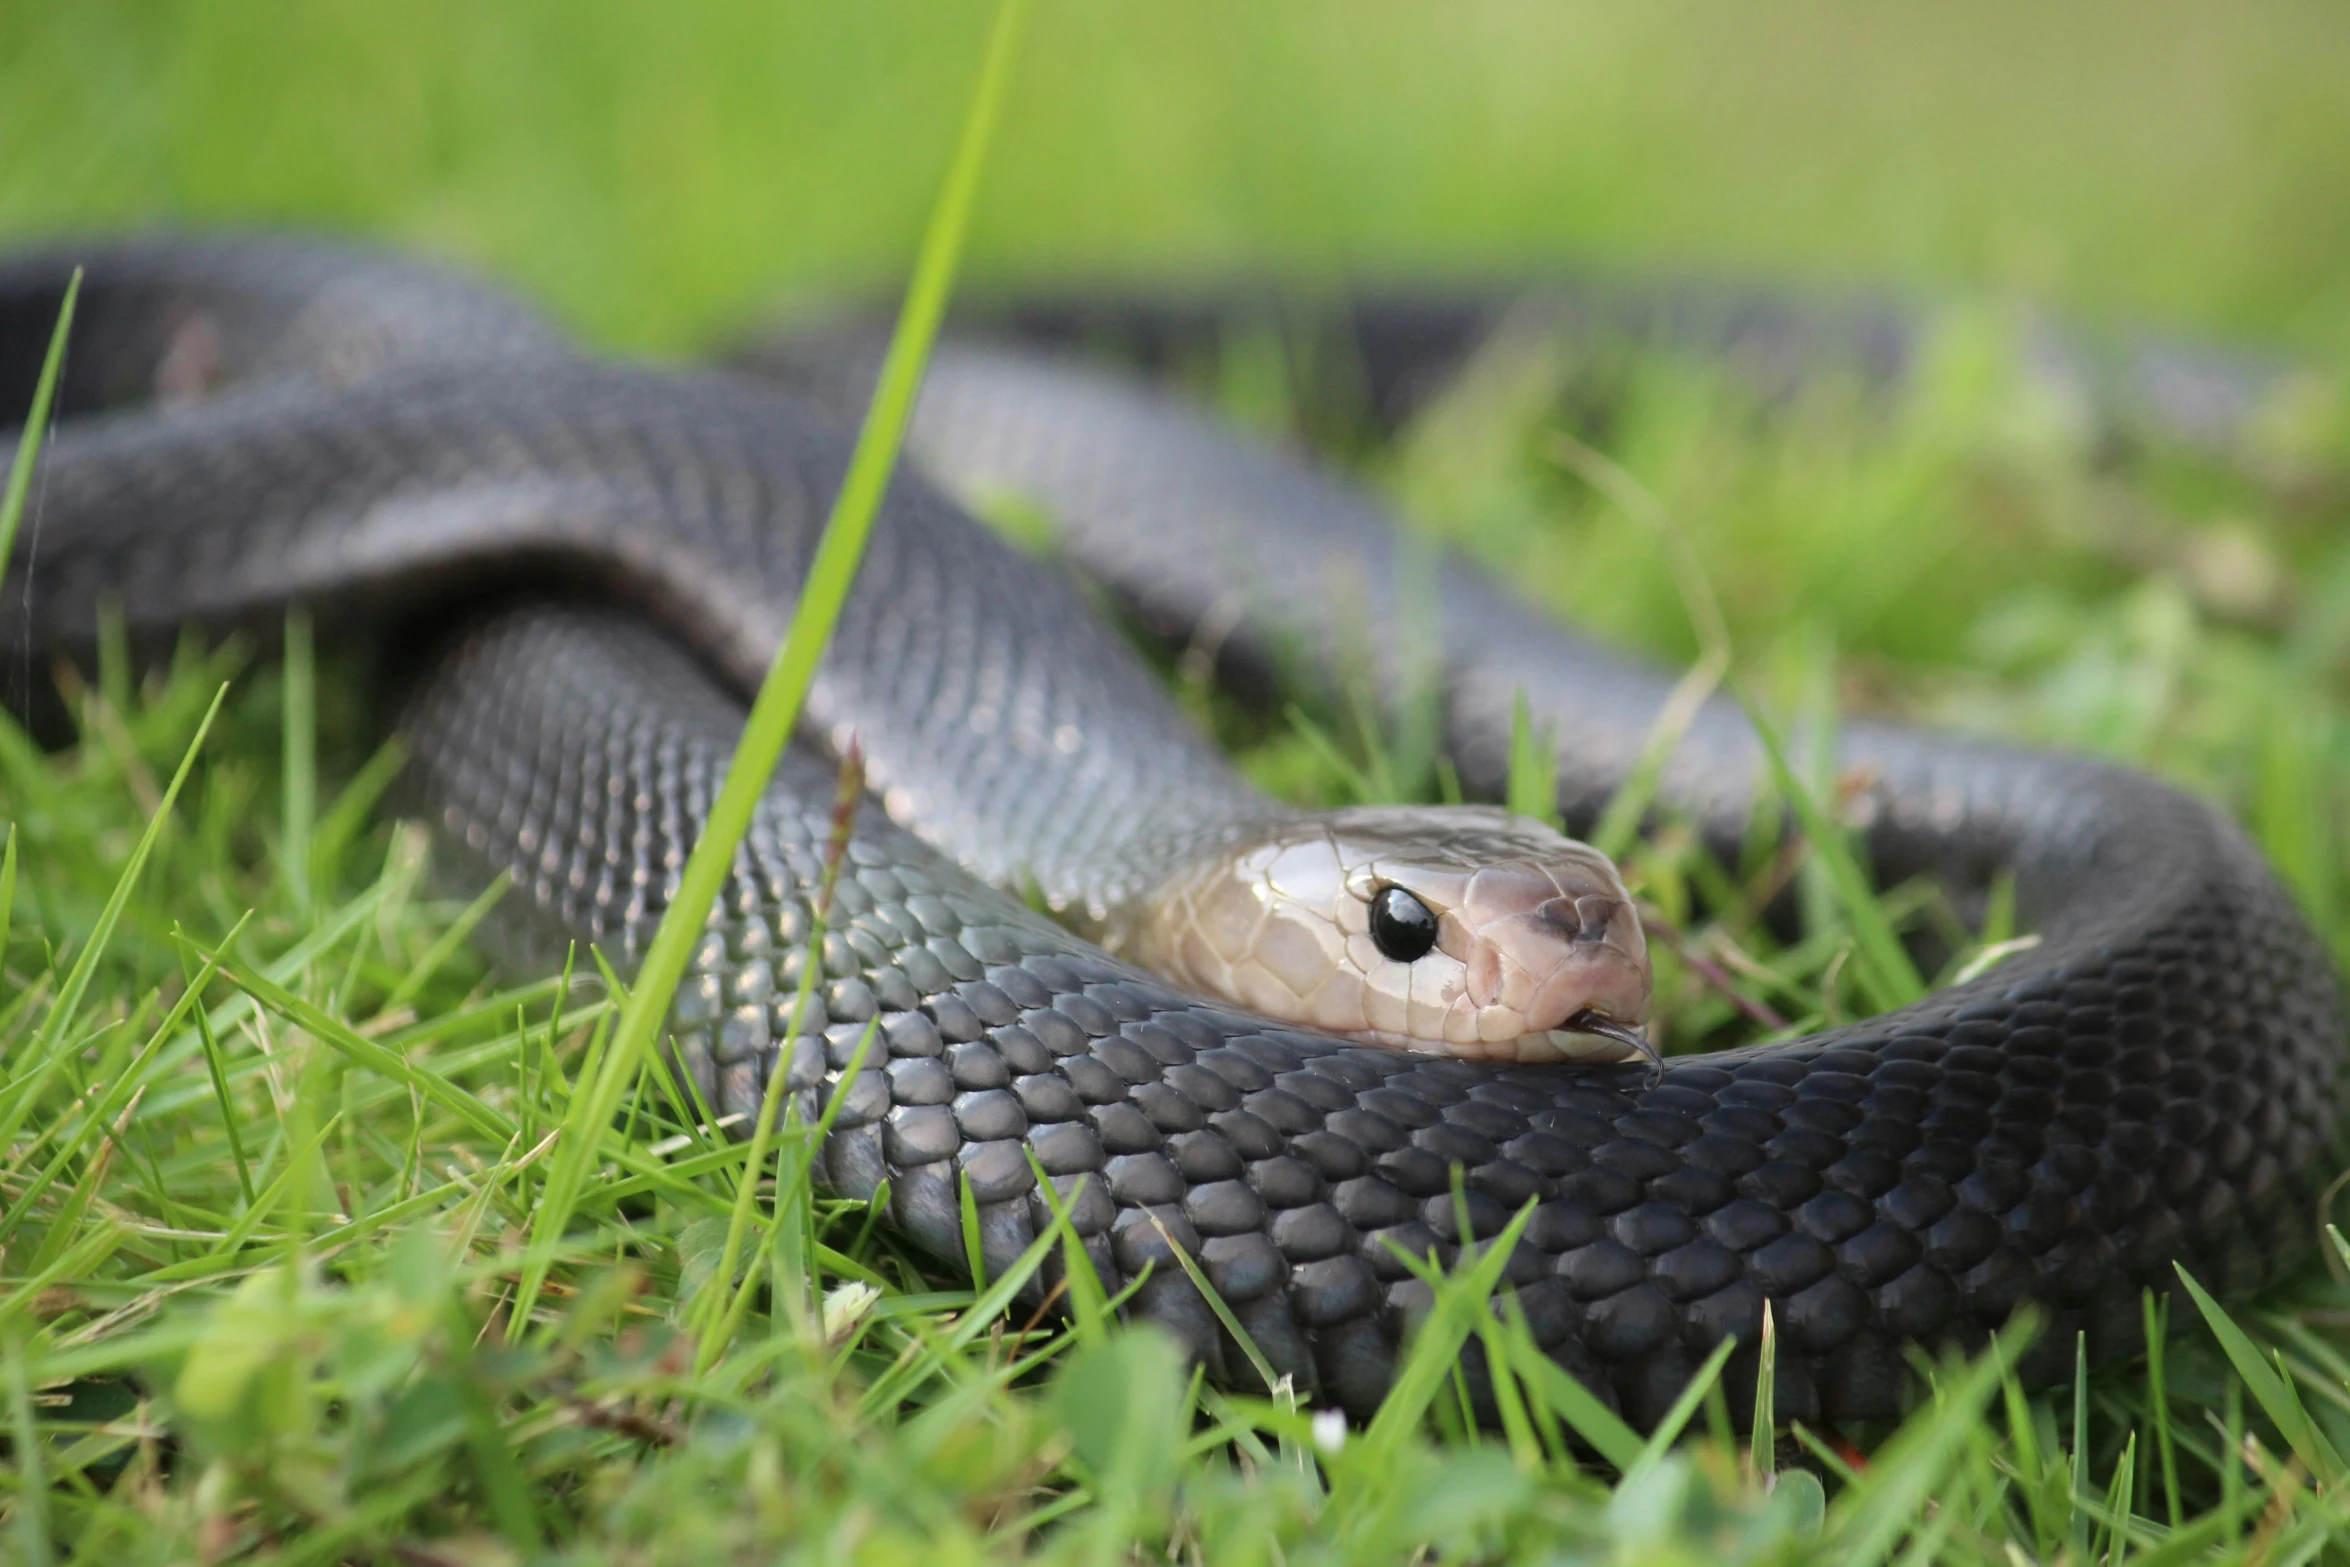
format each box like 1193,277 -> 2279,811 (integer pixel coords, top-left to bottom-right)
693,747 -> 864,1366
1824,1321 -> 2031,1567
1738,690 -> 1925,1012
280,607 -> 315,909
1505,690 -> 1559,829
4,1338 -> 50,1567
0,914 -> 246,1254
0,685 -> 226,1160
0,266 -> 79,583
1748,1299 -> 1776,1483
1144,1210 -> 1282,1398
2175,1262 -> 2345,1482
185,936 -> 514,1142
512,0 -> 1029,1340
1624,1335 -> 1738,1480
1489,1327 -> 1643,1472
444,1298 -> 543,1548
1025,1150 -> 1111,1344
2143,1289 -> 2182,1527
379,870 -> 511,1017
0,826 -> 16,985
1358,1198 -> 1537,1465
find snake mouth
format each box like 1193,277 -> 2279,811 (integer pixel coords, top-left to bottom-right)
1551,1008 -> 1661,1072
1353,1007 -> 1658,1066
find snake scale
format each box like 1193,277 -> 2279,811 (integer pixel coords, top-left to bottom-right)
1,235 -> 2341,1427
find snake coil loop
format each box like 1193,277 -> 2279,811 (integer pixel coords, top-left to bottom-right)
1,235 -> 2341,1427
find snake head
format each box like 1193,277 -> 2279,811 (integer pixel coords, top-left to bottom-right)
1124,805 -> 1653,1064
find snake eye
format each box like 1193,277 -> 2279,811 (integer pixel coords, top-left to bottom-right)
1369,885 -> 1440,963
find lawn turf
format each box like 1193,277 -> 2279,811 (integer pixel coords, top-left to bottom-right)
2,2 -> 2350,1561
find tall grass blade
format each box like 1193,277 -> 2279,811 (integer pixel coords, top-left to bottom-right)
4,1339 -> 50,1567
0,684 -> 225,1158
0,266 -> 79,584
185,939 -> 257,1207
1739,691 -> 1924,1011
281,607 -> 316,908
379,870 -> 511,1016
1026,1151 -> 1111,1344
1623,1334 -> 1738,1478
186,936 -> 514,1141
1490,1328 -> 1644,1472
1358,1198 -> 1536,1465
705,1020 -> 878,1361
1145,1210 -> 1282,1397
1823,1322 -> 2029,1567
2175,1262 -> 2346,1482
0,915 -> 243,1253
444,1301 -> 543,1548
1505,690 -> 1559,829
694,746 -> 863,1366
1748,1299 -> 1776,1483
2072,1330 -> 2090,1522
512,0 -> 1029,1339
0,827 -> 15,980
2145,1288 -> 2183,1527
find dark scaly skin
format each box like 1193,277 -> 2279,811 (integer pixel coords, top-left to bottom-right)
3,236 -> 2343,1430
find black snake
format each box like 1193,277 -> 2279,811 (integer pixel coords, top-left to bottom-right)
1,234 -> 2340,1427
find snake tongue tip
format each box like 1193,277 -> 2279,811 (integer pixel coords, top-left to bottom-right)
1564,1008 -> 1662,1079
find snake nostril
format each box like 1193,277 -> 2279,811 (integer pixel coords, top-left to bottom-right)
1538,895 -> 1616,946
1577,898 -> 1616,945
1535,896 -> 1585,941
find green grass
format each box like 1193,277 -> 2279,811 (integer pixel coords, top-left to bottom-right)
4,2 -> 2350,1562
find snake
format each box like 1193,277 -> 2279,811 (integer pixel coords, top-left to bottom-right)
1,234 -> 2341,1428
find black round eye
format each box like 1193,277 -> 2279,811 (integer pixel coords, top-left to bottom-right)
1369,885 -> 1440,963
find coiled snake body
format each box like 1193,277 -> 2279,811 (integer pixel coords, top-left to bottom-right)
2,236 -> 2341,1427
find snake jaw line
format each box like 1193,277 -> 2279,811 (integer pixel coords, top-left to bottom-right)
1560,1008 -> 1663,1077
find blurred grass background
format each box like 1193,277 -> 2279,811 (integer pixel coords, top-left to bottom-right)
7,0 -> 2349,357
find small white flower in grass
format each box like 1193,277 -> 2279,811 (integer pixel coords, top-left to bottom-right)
1311,1408 -> 1348,1456
821,1280 -> 880,1346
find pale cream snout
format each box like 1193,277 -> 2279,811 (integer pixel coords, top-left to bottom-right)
1115,806 -> 1653,1064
